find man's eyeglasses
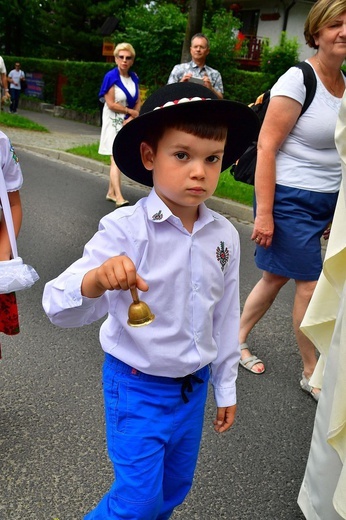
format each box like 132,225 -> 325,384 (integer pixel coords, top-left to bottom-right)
117,55 -> 133,61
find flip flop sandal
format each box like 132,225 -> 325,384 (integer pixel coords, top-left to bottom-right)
239,343 -> 265,374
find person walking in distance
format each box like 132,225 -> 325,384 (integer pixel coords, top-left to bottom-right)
8,62 -> 25,114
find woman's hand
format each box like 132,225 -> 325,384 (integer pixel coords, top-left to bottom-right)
322,222 -> 332,240
123,108 -> 139,125
127,108 -> 139,118
251,213 -> 274,249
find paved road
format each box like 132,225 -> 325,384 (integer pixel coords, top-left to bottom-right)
0,111 -> 316,519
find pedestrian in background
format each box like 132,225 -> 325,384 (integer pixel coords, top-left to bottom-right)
298,89 -> 346,520
167,33 -> 224,99
42,82 -> 259,519
238,0 -> 346,399
98,42 -> 141,208
8,62 -> 25,114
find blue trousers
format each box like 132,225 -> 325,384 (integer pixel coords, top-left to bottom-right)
85,354 -> 209,520
10,89 -> 21,113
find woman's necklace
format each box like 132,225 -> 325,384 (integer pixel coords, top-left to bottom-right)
314,56 -> 344,96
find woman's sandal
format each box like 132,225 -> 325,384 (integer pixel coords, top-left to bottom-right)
239,343 -> 266,374
106,195 -> 117,203
115,200 -> 129,208
300,372 -> 320,402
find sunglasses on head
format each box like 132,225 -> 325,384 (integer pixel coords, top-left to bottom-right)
117,55 -> 133,61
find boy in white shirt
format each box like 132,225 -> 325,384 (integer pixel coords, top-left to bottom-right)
42,82 -> 259,519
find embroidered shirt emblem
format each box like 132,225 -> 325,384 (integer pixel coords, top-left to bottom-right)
10,143 -> 19,164
216,241 -> 229,271
152,210 -> 163,221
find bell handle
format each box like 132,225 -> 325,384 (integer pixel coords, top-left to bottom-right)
130,286 -> 140,304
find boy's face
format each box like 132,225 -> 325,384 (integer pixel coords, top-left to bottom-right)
140,127 -> 226,217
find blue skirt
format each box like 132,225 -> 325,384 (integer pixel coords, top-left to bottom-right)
254,185 -> 338,281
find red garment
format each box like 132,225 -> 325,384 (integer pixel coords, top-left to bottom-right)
0,292 -> 20,358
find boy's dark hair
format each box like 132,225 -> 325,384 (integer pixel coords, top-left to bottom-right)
144,115 -> 228,153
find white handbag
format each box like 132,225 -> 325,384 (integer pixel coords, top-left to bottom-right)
0,171 -> 39,294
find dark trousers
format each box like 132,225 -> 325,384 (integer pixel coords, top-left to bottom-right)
10,89 -> 21,113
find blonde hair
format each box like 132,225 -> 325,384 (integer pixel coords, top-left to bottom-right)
114,42 -> 136,59
304,0 -> 346,48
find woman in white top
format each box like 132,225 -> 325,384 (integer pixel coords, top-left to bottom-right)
98,43 -> 141,208
238,0 -> 346,399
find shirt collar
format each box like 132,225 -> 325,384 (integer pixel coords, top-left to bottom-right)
147,189 -> 172,223
191,60 -> 206,71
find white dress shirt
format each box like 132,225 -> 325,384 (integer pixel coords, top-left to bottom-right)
42,189 -> 240,407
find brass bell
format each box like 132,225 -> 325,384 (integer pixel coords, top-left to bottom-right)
127,287 -> 155,327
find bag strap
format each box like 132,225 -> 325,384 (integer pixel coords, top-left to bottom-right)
295,61 -> 317,116
0,171 -> 18,259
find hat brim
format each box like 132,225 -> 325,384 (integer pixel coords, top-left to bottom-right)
113,87 -> 259,188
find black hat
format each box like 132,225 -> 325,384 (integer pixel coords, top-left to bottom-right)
113,82 -> 259,187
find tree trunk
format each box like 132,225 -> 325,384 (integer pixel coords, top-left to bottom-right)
181,0 -> 206,63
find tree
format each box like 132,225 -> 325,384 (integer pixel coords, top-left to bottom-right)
37,0 -> 130,61
113,2 -> 187,91
203,8 -> 241,72
181,0 -> 206,63
0,0 -> 48,56
0,0 -> 137,61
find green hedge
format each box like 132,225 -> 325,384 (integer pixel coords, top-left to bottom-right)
3,56 -> 113,114
3,56 -> 268,115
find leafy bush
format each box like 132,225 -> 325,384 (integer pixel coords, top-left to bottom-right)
260,32 -> 300,90
203,9 -> 240,73
226,69 -> 267,104
3,55 -> 113,113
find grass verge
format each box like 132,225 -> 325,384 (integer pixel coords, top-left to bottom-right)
66,143 -> 110,166
214,169 -> 254,206
67,144 -> 254,206
0,111 -> 49,132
